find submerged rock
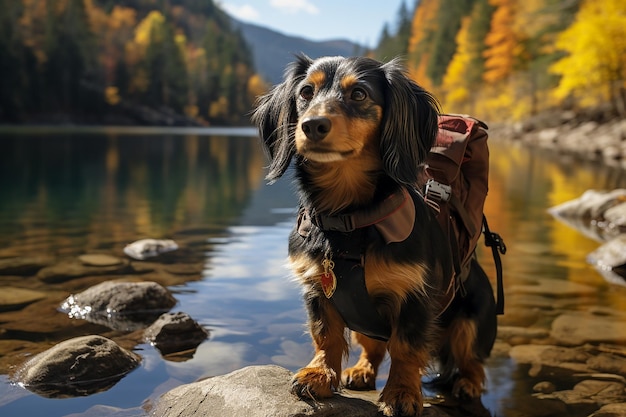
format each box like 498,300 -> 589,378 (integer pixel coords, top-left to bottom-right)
60,281 -> 177,331
144,312 -> 209,357
13,335 -> 140,398
551,312 -> 626,346
0,287 -> 46,312
123,239 -> 179,260
0,256 -> 52,276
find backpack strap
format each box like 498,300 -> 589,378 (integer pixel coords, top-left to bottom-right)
483,215 -> 506,315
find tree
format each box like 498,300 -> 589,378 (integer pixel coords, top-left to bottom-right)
482,0 -> 518,84
550,0 -> 626,115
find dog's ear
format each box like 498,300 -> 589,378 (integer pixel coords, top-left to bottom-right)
379,59 -> 440,186
252,54 -> 312,183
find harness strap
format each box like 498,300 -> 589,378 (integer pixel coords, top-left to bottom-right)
308,188 -> 409,232
483,215 -> 506,315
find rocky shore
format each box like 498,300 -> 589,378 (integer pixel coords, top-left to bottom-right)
490,108 -> 626,168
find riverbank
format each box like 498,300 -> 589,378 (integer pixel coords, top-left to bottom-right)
489,108 -> 626,168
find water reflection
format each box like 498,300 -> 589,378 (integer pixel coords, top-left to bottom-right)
0,131 -> 625,416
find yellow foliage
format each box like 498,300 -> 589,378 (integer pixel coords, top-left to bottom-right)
483,0 -> 518,84
104,86 -> 120,105
134,10 -> 165,46
550,0 -> 626,106
442,16 -> 472,110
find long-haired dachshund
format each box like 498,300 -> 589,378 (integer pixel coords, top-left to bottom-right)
252,55 -> 496,416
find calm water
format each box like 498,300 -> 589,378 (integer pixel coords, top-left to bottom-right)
0,127 -> 625,417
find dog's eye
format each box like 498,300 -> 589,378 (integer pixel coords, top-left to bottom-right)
351,87 -> 367,101
300,85 -> 314,101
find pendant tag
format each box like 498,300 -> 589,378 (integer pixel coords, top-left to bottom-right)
320,258 -> 337,298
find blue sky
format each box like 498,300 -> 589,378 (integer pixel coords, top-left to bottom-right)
218,0 -> 409,48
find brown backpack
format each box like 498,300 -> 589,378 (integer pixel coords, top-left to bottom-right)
420,114 -> 506,314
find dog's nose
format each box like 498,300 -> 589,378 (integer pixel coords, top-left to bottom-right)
301,116 -> 331,141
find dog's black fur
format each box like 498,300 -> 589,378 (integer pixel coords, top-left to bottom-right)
252,55 -> 496,416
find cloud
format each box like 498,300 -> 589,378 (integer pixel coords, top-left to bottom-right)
270,0 -> 319,15
220,3 -> 260,21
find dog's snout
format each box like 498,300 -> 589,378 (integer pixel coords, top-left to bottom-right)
301,116 -> 331,141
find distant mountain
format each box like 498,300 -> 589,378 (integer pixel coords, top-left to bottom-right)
232,20 -> 368,85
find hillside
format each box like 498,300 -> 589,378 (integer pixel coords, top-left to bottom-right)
233,20 -> 365,85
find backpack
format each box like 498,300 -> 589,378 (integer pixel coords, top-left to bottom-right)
420,114 -> 506,314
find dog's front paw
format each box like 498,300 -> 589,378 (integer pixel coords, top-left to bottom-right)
342,365 -> 376,390
452,376 -> 483,399
291,367 -> 337,400
379,386 -> 423,416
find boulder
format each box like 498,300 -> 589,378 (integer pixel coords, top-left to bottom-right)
590,403 -> 626,417
60,281 -> 177,331
144,312 -> 209,357
12,335 -> 140,398
548,189 -> 626,240
152,365 -> 455,417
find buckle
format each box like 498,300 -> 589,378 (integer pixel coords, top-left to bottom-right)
425,179 -> 452,202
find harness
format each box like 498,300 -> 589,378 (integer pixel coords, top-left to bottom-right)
296,187 -> 456,342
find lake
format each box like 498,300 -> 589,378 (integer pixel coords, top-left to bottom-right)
0,127 -> 625,417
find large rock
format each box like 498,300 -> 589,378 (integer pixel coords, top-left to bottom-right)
152,365 -> 455,417
60,281 -> 177,331
12,335 -> 140,398
548,189 -> 626,240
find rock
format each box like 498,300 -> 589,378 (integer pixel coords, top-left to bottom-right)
533,381 -> 556,394
37,258 -> 134,283
510,277 -> 597,297
551,312 -> 626,346
588,235 -> 626,285
548,189 -> 626,240
587,353 -> 626,377
78,254 -> 124,267
123,239 -> 178,260
144,312 -> 209,357
590,403 -> 626,417
60,281 -> 177,331
152,365 -> 454,417
12,335 -> 140,398
0,287 -> 46,311
535,380 -> 625,409
0,256 -> 52,276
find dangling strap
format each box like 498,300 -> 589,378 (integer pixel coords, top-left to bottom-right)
483,216 -> 506,315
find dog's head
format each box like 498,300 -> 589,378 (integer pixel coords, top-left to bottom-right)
252,55 -> 439,185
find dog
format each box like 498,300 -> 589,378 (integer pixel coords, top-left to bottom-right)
252,55 -> 497,416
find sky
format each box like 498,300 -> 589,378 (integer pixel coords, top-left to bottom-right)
217,0 -> 408,48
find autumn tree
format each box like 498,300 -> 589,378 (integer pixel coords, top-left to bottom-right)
482,0 -> 518,84
550,0 -> 626,115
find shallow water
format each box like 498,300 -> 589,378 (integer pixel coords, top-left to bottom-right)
0,128 -> 625,417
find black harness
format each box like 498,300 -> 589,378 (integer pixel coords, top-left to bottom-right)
296,188 -> 418,342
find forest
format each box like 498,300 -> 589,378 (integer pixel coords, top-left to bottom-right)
0,0 -> 624,125
0,0 -> 262,125
377,0 -> 626,120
